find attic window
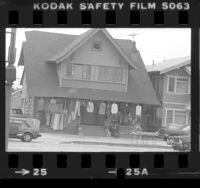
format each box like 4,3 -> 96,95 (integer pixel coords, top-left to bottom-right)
92,40 -> 102,51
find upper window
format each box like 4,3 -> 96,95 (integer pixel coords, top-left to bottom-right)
98,66 -> 123,83
82,65 -> 91,80
167,76 -> 190,94
65,63 -> 124,84
66,63 -> 91,80
98,66 -> 109,81
92,41 -> 102,51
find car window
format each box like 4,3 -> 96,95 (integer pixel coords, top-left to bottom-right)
182,126 -> 190,131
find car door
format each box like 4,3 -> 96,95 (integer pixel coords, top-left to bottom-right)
9,121 -> 20,135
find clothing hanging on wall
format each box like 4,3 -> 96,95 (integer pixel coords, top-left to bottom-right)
111,103 -> 118,114
49,98 -> 56,111
52,114 -> 59,130
46,112 -> 51,126
87,101 -> 94,113
59,114 -> 64,130
75,100 -> 80,117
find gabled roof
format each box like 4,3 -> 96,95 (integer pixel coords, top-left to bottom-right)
146,56 -> 190,74
46,29 -> 138,70
18,29 -> 160,106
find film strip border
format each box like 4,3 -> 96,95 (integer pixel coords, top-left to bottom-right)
1,0 -> 200,179
5,10 -> 190,26
1,153 -> 199,178
0,0 -> 199,27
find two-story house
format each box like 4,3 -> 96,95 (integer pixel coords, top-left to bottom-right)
146,56 -> 191,131
18,28 -> 160,136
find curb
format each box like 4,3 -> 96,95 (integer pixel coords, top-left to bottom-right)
60,140 -> 172,149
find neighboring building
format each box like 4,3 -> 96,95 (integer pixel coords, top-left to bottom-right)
146,56 -> 191,130
18,28 -> 160,136
11,89 -> 22,110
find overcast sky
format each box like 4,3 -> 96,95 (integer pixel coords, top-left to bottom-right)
6,28 -> 191,88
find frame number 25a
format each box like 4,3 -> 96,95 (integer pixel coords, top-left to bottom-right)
126,168 -> 148,176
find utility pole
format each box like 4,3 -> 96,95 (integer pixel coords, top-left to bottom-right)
5,28 -> 16,150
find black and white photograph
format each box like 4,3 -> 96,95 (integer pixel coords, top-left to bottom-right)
6,28 -> 191,152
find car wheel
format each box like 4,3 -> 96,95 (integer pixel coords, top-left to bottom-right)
21,133 -> 33,142
172,145 -> 179,150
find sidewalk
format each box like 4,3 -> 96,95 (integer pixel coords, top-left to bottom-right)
40,132 -> 172,150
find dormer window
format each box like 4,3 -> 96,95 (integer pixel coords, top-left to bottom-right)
92,40 -> 102,51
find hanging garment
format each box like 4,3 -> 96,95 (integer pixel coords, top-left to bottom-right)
75,100 -> 81,117
46,113 -> 51,126
87,101 -> 94,113
37,98 -> 45,111
99,102 -> 106,115
56,114 -> 60,130
49,98 -> 56,111
111,103 -> 118,114
52,114 -> 58,130
136,105 -> 142,116
59,114 -> 64,130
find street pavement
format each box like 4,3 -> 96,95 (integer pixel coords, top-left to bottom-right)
7,133 -> 175,152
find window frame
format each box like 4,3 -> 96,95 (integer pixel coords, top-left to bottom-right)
165,108 -> 187,127
91,40 -> 102,51
64,63 -> 125,84
167,75 -> 190,95
82,64 -> 92,80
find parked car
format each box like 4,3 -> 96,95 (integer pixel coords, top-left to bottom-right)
170,135 -> 191,151
158,124 -> 190,141
9,109 -> 41,142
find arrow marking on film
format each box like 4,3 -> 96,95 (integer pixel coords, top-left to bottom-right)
108,169 -> 117,175
15,169 -> 30,176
